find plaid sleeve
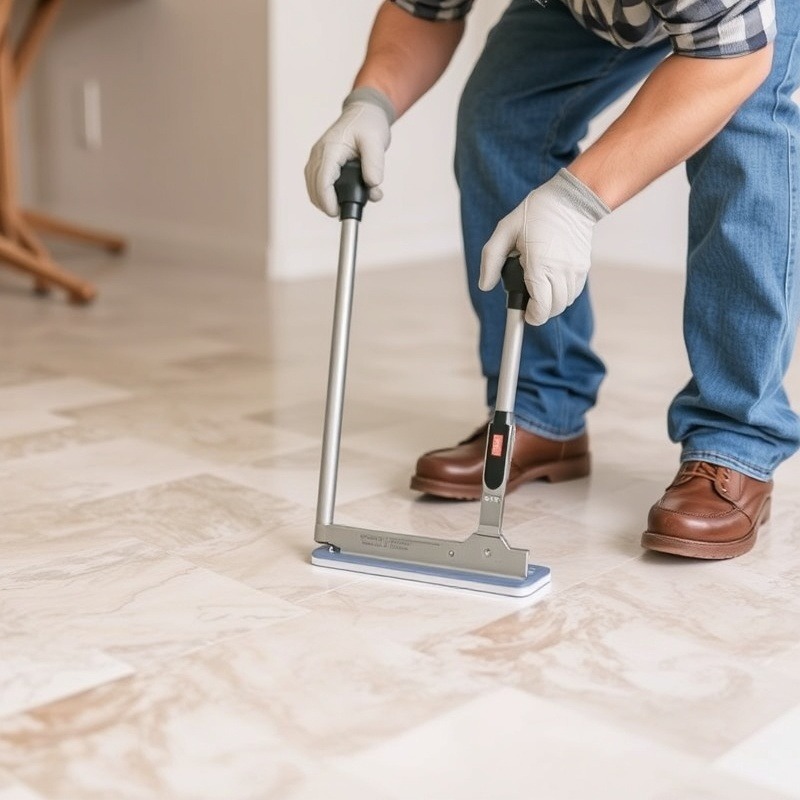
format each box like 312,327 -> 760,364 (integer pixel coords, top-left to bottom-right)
654,0 -> 776,58
390,0 -> 474,21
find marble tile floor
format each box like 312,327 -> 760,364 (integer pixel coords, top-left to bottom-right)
0,248 -> 799,800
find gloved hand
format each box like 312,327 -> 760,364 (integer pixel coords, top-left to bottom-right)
479,169 -> 610,325
305,87 -> 396,217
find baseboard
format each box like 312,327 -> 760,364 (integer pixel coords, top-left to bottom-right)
31,204 -> 267,274
127,226 -> 267,274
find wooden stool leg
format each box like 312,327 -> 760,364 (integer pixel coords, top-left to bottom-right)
0,234 -> 95,303
0,0 -> 98,303
16,215 -> 52,294
0,0 -> 102,304
0,7 -> 19,237
13,0 -> 63,91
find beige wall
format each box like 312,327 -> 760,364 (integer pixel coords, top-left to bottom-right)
588,92 -> 690,274
265,0 -> 691,280
22,2 -> 799,280
266,0 -> 509,280
25,0 -> 506,280
29,0 -> 268,269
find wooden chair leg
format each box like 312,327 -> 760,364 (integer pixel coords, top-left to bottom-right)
0,234 -> 95,303
0,1 -> 106,305
22,209 -> 127,253
15,215 -> 53,293
13,0 -> 63,92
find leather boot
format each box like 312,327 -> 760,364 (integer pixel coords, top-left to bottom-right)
410,424 -> 590,500
642,461 -> 772,559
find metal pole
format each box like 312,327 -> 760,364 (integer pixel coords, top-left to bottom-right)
494,307 -> 525,414
315,218 -> 360,529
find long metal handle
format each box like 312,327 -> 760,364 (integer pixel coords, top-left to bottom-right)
315,160 -> 369,533
496,254 -> 528,412
316,217 -> 360,529
478,256 -> 529,533
477,307 -> 525,533
495,307 -> 525,413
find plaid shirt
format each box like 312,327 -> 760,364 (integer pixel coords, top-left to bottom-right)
390,0 -> 776,57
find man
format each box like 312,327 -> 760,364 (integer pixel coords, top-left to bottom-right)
305,0 -> 799,559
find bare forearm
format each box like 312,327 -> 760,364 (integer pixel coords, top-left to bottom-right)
569,46 -> 774,210
353,1 -> 465,117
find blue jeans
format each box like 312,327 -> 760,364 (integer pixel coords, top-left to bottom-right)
456,0 -> 800,480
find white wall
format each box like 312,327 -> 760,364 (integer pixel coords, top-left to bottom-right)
266,1 -> 691,281
266,0 -> 507,280
30,0 -> 268,269
588,93 -> 689,274
24,2 -> 795,280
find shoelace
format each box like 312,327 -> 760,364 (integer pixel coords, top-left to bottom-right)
674,462 -> 736,498
679,462 -> 731,483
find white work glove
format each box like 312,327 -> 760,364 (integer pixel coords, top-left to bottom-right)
305,87 -> 395,217
480,169 -> 610,325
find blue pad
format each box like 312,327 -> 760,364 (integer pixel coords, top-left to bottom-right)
311,546 -> 551,599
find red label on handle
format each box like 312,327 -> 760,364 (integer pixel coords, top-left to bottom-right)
491,434 -> 504,457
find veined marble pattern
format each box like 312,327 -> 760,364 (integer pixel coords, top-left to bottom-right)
332,688 -> 790,800
0,251 -> 799,799
0,643 -> 133,720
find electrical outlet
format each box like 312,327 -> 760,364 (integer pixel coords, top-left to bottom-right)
82,79 -> 102,150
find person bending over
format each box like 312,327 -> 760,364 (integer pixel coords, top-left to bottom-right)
305,0 -> 798,560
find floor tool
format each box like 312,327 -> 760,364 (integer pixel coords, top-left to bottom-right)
311,160 -> 551,598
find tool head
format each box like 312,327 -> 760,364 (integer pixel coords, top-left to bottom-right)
312,546 -> 551,599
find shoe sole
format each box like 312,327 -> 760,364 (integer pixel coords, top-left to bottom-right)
409,453 -> 591,501
640,497 -> 772,560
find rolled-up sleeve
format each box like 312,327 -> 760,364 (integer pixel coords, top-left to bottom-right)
654,0 -> 776,58
390,0 -> 474,21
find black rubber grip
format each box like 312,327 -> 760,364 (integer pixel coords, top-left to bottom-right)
483,411 -> 512,491
334,160 -> 369,221
501,255 -> 530,310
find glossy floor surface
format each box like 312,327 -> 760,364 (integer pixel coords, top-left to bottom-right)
0,246 -> 799,799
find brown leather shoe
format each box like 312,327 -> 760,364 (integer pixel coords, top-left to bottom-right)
642,461 -> 772,559
410,425 -> 590,500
